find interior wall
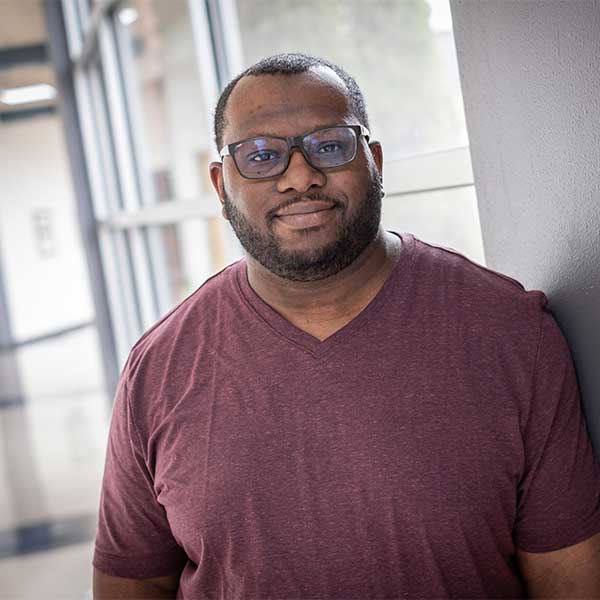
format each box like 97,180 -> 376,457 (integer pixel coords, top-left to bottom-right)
0,113 -> 95,341
449,0 -> 600,450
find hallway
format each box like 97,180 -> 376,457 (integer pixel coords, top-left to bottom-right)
0,326 -> 108,598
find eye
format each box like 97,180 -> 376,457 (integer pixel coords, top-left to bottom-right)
247,150 -> 280,163
317,142 -> 343,154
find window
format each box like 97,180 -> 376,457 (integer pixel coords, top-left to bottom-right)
234,0 -> 468,159
61,0 -> 483,367
231,0 -> 483,262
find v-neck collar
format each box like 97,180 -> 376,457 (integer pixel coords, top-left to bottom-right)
234,231 -> 415,359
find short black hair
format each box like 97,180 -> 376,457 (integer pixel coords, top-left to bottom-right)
213,52 -> 370,152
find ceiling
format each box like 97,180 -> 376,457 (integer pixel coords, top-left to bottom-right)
0,0 -> 56,116
0,0 -> 47,47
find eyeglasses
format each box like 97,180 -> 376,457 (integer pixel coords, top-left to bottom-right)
219,124 -> 370,180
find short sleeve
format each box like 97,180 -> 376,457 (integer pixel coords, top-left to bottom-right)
514,309 -> 600,552
93,360 -> 188,578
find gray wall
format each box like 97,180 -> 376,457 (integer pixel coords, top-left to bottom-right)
449,0 -> 600,452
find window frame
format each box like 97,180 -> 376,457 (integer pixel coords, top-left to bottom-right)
60,0 -> 481,373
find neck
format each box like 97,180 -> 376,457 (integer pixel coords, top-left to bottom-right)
244,228 -> 401,329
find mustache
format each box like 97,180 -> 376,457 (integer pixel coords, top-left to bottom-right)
267,193 -> 344,220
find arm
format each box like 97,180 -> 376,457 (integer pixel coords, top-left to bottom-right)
93,366 -> 188,592
516,531 -> 600,598
93,567 -> 181,599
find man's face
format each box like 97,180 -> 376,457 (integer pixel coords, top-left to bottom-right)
210,67 -> 384,282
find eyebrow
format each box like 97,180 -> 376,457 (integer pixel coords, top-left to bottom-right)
231,104 -> 353,139
230,122 -> 351,144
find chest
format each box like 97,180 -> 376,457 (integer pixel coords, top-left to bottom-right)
148,352 -> 524,564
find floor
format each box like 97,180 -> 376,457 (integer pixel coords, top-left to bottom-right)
0,326 -> 110,599
0,541 -> 94,600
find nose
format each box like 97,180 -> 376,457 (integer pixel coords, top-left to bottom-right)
276,147 -> 326,194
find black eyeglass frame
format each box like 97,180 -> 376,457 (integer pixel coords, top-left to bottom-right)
219,124 -> 371,180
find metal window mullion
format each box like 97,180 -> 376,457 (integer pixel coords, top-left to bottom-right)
70,61 -> 145,352
107,196 -> 218,227
61,0 -> 83,59
87,64 -> 123,216
72,65 -> 109,220
111,12 -> 172,317
46,0 -> 120,393
112,228 -> 143,342
188,0 -> 244,266
188,0 -> 221,143
75,0 -> 92,30
97,227 -> 135,366
138,226 -> 167,316
72,44 -> 145,346
145,226 -> 173,316
78,0 -> 119,68
217,0 -> 244,79
111,12 -> 158,210
97,19 -> 139,212
127,228 -> 158,330
383,146 -> 474,197
97,16 -> 157,330
203,0 -> 232,89
70,63 -> 137,353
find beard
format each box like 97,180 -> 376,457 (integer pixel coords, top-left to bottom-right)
222,172 -> 383,282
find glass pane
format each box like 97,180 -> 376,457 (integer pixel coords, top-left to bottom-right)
114,0 -> 214,206
234,0 -> 468,160
0,113 -> 95,340
1,326 -> 108,561
90,62 -> 127,213
149,219 -> 243,308
381,185 -> 485,265
0,6 -> 110,588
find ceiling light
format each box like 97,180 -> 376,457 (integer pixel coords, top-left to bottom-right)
118,7 -> 139,26
0,84 -> 57,106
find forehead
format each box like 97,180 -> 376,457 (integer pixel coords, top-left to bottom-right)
224,66 -> 355,143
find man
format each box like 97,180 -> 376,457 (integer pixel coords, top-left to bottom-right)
93,53 -> 600,599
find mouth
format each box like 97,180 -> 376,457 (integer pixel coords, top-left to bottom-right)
274,200 -> 338,217
274,204 -> 339,230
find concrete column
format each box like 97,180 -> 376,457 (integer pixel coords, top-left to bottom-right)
450,0 -> 600,450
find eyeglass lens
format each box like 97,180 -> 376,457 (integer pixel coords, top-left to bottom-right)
232,126 -> 358,179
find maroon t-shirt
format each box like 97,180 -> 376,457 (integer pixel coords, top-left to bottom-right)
94,231 -> 600,598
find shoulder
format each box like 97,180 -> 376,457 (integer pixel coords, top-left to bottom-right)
129,259 -> 242,367
120,260 -> 244,424
410,234 -> 549,325
398,233 -> 554,372
405,235 -> 564,409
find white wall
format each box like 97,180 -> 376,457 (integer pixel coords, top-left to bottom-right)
450,0 -> 600,450
0,113 -> 94,342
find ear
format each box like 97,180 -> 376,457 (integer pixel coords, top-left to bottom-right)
368,141 -> 383,179
209,161 -> 229,221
